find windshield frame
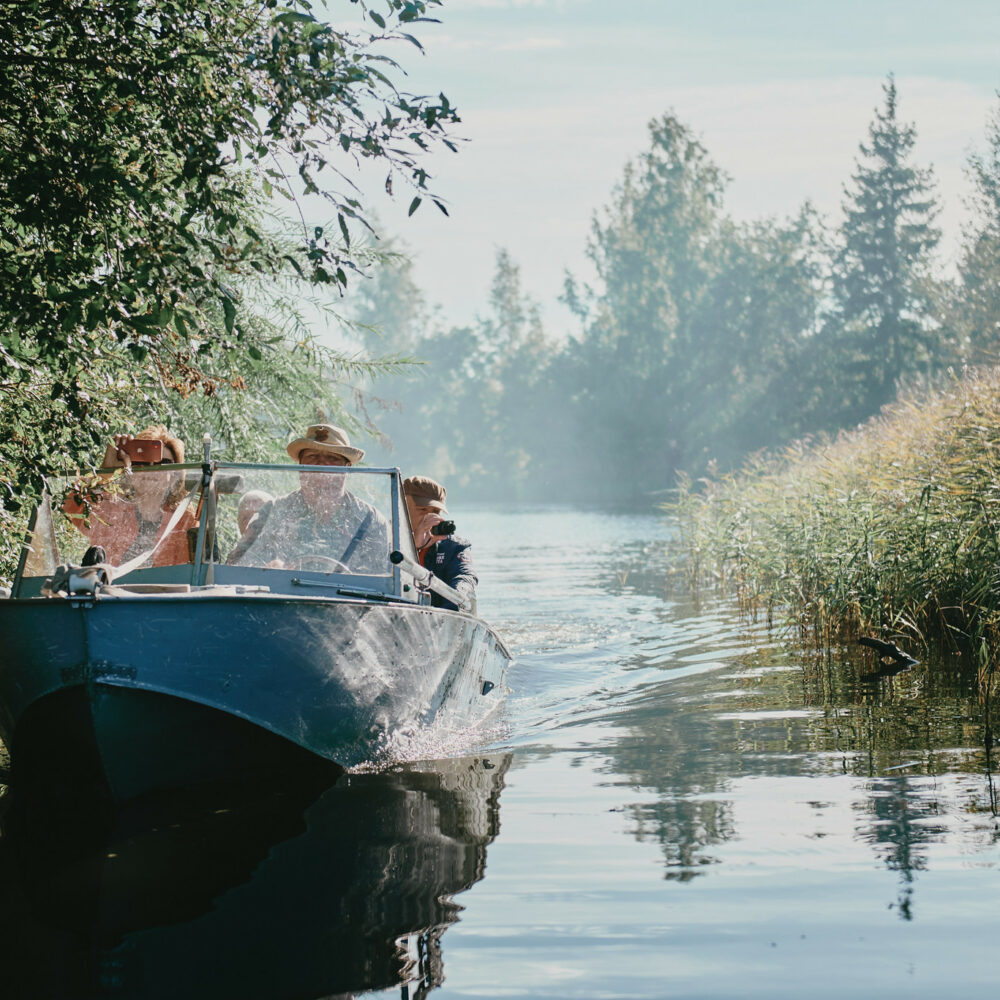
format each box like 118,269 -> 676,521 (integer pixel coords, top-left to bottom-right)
13,463 -> 421,603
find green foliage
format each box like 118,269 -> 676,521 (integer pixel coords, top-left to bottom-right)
666,368 -> 1000,666
353,79 -> 970,511
0,0 -> 454,577
571,115 -> 725,494
131,218 -> 419,464
562,114 -> 828,499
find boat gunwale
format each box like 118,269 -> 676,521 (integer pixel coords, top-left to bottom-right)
0,590 -> 514,658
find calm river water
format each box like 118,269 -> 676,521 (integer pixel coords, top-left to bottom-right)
0,506 -> 997,998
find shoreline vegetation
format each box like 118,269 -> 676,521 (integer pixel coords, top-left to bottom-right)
666,366 -> 1000,681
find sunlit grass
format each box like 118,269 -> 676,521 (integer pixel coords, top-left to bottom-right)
666,367 -> 1000,676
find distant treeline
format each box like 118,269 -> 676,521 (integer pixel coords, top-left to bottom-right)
353,77 -> 1000,504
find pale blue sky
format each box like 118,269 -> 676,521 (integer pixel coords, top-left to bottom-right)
343,1 -> 1000,334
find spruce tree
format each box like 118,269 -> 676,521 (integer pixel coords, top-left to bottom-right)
833,76 -> 941,421
953,99 -> 1000,360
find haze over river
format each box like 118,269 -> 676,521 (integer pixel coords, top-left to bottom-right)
0,507 -> 997,998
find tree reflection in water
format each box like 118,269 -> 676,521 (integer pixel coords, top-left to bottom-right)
594,567 -> 999,910
855,775 -> 945,921
0,754 -> 510,999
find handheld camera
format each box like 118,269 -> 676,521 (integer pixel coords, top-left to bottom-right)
123,439 -> 164,464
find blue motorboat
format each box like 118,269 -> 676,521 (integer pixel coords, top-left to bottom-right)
0,443 -> 510,803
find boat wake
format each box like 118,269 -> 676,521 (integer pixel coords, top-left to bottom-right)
356,704 -> 512,771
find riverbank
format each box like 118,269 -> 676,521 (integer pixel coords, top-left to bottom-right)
667,367 -> 1000,669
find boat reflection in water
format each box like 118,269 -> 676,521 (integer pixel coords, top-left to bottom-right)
0,753 -> 510,999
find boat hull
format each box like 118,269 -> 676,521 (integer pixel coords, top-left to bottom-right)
0,594 -> 509,801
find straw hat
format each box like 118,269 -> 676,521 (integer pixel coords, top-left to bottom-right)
286,424 -> 365,464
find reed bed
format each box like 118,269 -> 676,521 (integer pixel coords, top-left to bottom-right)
667,368 -> 1000,672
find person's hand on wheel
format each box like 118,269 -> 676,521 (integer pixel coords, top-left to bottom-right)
292,554 -> 351,574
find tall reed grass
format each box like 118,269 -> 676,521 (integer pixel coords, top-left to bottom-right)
667,368 -> 1000,676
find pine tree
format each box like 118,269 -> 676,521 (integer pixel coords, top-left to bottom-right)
953,99 -> 1000,361
833,76 -> 941,421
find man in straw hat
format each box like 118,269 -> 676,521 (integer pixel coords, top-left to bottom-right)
403,475 -> 477,611
227,424 -> 389,572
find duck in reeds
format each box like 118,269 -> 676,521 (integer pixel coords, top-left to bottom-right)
857,636 -> 920,679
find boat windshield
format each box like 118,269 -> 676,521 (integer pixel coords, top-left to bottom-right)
18,465 -> 416,589
215,465 -> 403,577
24,466 -> 204,579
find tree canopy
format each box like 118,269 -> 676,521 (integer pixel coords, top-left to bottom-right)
562,114 -> 826,498
353,78 -> 971,506
0,0 -> 456,556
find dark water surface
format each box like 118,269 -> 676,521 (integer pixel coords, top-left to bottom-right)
1,506 -> 997,998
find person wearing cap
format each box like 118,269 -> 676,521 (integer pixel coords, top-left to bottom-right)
403,475 -> 477,612
227,424 -> 389,572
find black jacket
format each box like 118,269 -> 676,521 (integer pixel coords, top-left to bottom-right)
422,535 -> 477,610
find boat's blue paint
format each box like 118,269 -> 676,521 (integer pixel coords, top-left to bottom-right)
0,593 -> 507,798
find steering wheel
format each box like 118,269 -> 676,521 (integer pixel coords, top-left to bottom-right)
292,554 -> 351,574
